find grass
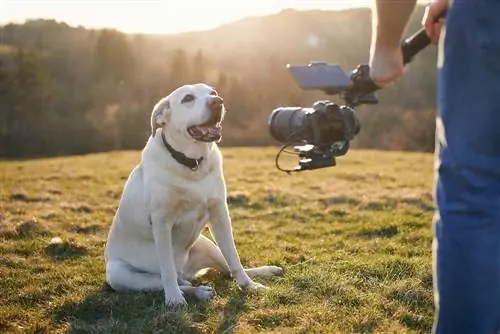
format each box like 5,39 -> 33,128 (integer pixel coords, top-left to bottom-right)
0,147 -> 437,333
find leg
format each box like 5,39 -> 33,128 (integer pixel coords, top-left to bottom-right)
178,284 -> 214,302
245,266 -> 284,279
208,198 -> 286,290
183,235 -> 283,281
150,209 -> 186,307
432,164 -> 500,333
106,259 -> 163,292
433,2 -> 500,332
106,259 -> 215,302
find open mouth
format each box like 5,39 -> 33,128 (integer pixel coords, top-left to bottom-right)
187,121 -> 222,143
188,99 -> 225,143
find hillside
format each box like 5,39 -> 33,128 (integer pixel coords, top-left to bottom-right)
0,6 -> 438,158
0,147 -> 436,333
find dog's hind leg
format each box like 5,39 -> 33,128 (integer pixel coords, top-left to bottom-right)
244,266 -> 284,278
178,284 -> 214,302
106,259 -> 214,302
106,259 -> 163,292
182,235 -> 284,280
182,234 -> 230,280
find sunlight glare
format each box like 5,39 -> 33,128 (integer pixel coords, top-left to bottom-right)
1,0 -> 372,34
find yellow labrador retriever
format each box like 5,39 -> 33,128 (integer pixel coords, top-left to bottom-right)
104,83 -> 283,307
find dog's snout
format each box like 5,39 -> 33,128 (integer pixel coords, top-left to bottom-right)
209,96 -> 223,108
208,96 -> 224,124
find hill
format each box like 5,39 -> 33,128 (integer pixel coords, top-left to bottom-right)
0,6 -> 437,158
0,147 -> 435,333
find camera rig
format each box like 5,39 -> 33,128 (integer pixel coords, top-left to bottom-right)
268,28 -> 437,173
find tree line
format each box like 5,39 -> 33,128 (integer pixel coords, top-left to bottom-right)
0,7 -> 438,158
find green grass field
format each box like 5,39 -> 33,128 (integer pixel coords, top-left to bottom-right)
0,147 -> 437,334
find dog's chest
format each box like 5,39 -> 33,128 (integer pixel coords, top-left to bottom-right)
169,184 -> 214,243
170,182 -> 212,213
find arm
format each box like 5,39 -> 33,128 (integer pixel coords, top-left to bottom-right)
371,0 -> 418,51
369,0 -> 418,87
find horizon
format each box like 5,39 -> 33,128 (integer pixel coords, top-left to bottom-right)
0,1 -> 374,35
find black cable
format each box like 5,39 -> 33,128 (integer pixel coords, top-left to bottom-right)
274,129 -> 309,174
275,142 -> 301,174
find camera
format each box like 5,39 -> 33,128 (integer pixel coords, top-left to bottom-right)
268,28 -> 437,173
268,98 -> 361,171
268,62 -> 378,173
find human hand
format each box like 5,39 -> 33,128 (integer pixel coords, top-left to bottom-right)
369,46 -> 405,88
422,0 -> 449,44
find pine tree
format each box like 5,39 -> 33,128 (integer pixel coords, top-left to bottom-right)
168,48 -> 190,89
0,60 -> 13,156
191,49 -> 206,83
92,29 -> 135,85
8,48 -> 54,156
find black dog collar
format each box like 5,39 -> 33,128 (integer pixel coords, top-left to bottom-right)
161,132 -> 204,171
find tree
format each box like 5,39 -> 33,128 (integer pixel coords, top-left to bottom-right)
216,72 -> 228,94
4,48 -> 55,156
0,61 -> 13,156
92,29 -> 135,85
168,48 -> 190,89
191,49 -> 206,83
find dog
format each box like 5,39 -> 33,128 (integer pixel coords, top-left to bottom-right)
104,83 -> 283,307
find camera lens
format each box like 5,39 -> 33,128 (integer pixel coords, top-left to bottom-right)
268,107 -> 310,143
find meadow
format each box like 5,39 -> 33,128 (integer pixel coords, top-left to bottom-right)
0,147 -> 436,333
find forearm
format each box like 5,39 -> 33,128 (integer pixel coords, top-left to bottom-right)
371,0 -> 417,51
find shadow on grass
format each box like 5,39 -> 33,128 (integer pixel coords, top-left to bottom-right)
216,289 -> 248,334
45,241 -> 88,261
51,278 -> 249,334
355,226 -> 399,240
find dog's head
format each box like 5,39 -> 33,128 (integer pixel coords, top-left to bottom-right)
150,83 -> 226,143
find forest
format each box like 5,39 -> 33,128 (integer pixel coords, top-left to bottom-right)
0,6 -> 438,158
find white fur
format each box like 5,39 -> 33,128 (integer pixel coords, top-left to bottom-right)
104,83 -> 283,308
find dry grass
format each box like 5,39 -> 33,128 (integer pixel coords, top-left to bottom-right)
0,147 -> 436,333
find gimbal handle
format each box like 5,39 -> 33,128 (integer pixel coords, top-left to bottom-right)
401,28 -> 433,65
402,9 -> 447,64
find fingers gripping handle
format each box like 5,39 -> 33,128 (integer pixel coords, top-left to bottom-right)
347,28 -> 435,106
350,10 -> 447,102
402,9 -> 447,64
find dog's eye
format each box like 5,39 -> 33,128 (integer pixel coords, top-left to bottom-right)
182,94 -> 195,103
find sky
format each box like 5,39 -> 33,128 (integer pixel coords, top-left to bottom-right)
0,0 -> 373,35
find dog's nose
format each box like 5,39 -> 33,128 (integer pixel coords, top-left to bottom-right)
208,96 -> 224,123
209,96 -> 223,109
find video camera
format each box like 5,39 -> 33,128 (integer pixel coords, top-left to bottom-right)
268,28 -> 437,173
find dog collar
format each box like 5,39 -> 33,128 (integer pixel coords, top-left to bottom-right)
161,132 -> 204,171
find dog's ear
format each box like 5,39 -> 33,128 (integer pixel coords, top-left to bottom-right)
150,97 -> 171,137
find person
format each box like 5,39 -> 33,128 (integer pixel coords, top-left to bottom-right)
369,0 -> 500,333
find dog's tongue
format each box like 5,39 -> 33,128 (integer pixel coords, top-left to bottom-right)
188,124 -> 222,142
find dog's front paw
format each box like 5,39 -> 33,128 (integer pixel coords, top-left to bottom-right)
164,290 -> 187,309
193,285 -> 214,302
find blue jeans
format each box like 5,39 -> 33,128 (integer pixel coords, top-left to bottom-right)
433,0 -> 500,333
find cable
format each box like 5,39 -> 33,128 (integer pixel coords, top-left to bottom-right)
275,142 -> 301,174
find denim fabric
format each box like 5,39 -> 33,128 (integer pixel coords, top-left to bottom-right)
433,0 -> 500,333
